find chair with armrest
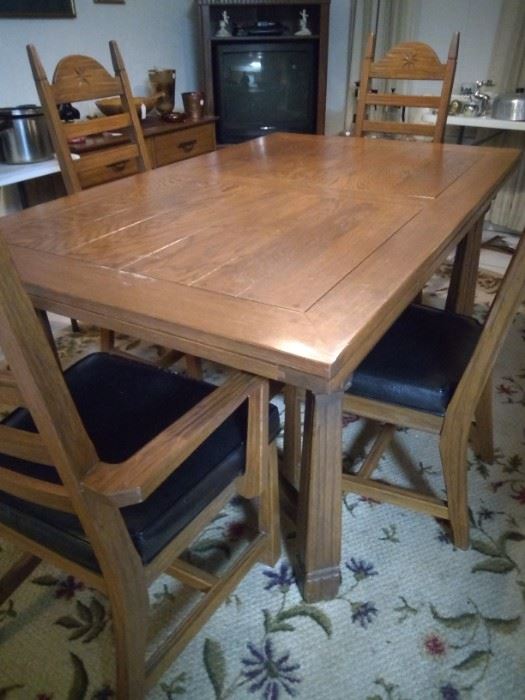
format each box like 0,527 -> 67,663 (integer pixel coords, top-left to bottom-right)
354,32 -> 459,143
0,230 -> 280,697
341,230 -> 525,547
27,41 -> 201,375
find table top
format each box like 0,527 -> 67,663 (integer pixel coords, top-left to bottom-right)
3,133 -> 520,392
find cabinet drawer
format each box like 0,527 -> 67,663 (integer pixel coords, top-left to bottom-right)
78,157 -> 139,189
152,123 -> 216,167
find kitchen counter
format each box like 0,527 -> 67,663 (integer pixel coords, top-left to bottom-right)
446,115 -> 525,131
0,157 -> 62,187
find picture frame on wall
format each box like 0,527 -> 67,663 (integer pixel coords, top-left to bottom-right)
0,1 -> 76,18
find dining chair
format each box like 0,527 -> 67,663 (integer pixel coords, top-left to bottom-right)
341,230 -> 525,548
27,40 -> 151,194
354,32 -> 459,143
27,41 -> 201,374
0,230 -> 280,697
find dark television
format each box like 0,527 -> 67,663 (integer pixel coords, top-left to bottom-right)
213,41 -> 318,143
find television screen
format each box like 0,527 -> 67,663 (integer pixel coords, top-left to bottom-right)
213,41 -> 318,143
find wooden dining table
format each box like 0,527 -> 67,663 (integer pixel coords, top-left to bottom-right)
2,132 -> 519,603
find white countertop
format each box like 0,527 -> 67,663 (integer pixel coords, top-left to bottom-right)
0,157 -> 62,187
446,115 -> 525,130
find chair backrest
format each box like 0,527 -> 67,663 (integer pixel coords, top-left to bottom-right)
27,41 -> 152,195
354,32 -> 459,143
0,234 -> 98,514
446,230 -> 525,429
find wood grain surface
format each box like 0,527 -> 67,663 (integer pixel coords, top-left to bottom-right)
4,133 -> 518,392
2,131 -> 519,603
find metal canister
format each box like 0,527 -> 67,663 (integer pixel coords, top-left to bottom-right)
0,105 -> 54,164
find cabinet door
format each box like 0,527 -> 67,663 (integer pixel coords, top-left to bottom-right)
152,123 -> 216,167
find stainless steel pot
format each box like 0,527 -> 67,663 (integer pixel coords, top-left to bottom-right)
491,91 -> 525,121
0,105 -> 54,164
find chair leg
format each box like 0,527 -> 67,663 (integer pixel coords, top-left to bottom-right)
440,429 -> 470,549
472,375 -> 494,463
108,580 -> 149,700
100,328 -> 115,352
84,496 -> 149,699
258,441 -> 281,566
282,385 -> 303,489
184,354 -> 203,380
0,553 -> 41,605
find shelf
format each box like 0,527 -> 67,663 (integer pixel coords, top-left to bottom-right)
211,35 -> 320,41
199,0 -> 330,141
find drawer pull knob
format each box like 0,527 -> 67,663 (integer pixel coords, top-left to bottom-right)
179,139 -> 197,153
108,161 -> 127,172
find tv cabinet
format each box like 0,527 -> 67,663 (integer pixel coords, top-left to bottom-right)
198,0 -> 330,142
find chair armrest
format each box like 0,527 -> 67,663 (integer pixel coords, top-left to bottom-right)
82,371 -> 268,507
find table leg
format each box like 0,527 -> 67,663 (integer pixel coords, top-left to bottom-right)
296,389 -> 343,602
445,216 -> 484,315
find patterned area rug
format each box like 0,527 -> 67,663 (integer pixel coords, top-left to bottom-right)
1,267 -> 524,700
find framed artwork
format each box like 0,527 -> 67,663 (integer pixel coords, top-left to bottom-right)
0,1 -> 76,18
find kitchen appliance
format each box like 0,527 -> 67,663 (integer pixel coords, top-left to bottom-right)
491,90 -> 525,121
0,105 -> 54,164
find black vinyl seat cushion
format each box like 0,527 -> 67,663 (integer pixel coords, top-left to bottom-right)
347,304 -> 482,415
0,353 -> 280,572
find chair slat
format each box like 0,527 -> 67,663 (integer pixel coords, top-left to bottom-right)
364,93 -> 442,109
0,464 -> 74,512
0,370 -> 24,405
0,424 -> 52,463
0,522 -> 106,593
342,474 -> 449,519
361,120 -> 436,138
166,559 -> 218,591
63,113 -> 131,139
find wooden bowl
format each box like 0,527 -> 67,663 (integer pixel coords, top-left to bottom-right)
95,96 -> 158,117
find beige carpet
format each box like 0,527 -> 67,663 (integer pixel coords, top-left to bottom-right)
1,267 -> 524,699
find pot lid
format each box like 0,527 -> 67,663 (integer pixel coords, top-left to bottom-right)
0,104 -> 44,117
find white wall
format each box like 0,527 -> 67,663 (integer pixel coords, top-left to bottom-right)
324,0 -> 503,134
0,0 -> 504,131
416,0 -> 502,90
0,0 -> 200,112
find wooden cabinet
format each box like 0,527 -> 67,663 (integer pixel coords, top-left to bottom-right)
151,122 -> 216,167
21,117 -> 217,206
198,0 -> 330,142
77,116 -> 217,188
